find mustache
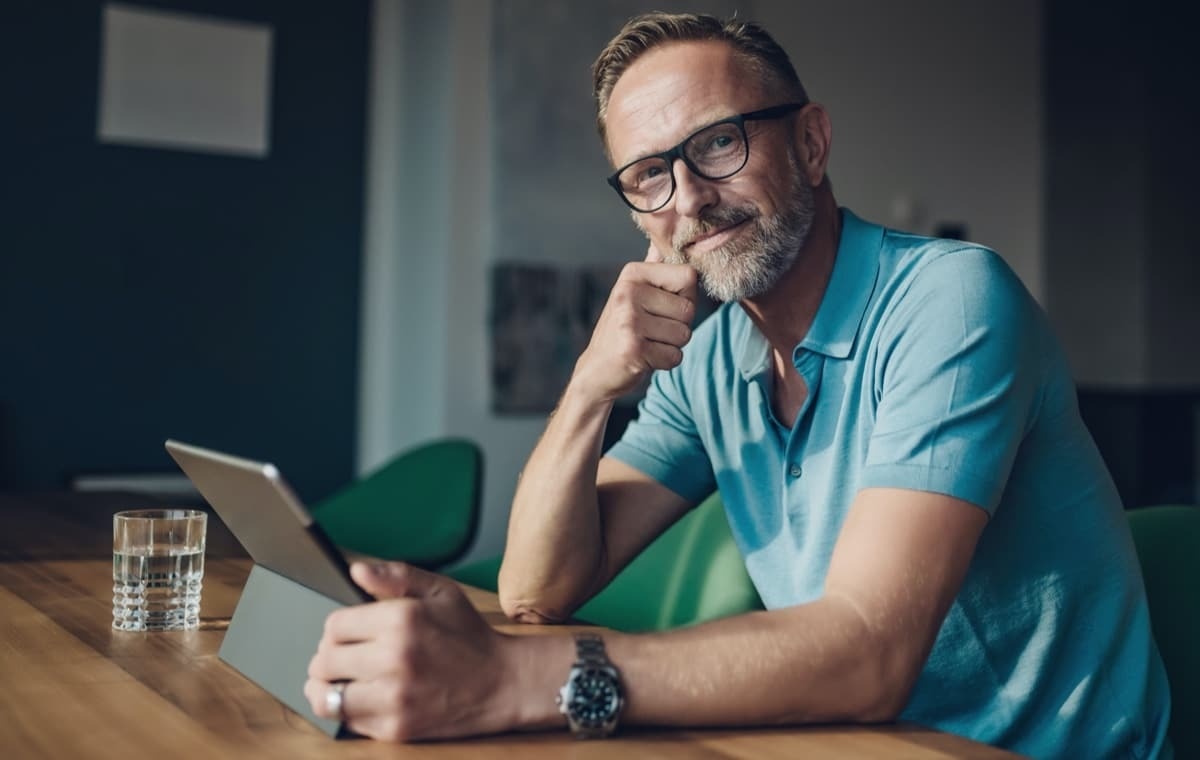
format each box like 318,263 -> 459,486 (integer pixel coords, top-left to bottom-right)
672,205 -> 758,251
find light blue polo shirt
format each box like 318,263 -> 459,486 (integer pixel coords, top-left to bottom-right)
607,209 -> 1171,758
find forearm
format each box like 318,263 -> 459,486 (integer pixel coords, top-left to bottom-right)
500,383 -> 613,621
503,488 -> 980,733
506,597 -> 916,732
615,597 -> 911,726
500,257 -> 698,623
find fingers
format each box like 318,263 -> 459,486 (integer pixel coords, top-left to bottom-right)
604,283 -> 692,362
621,259 -> 697,298
637,311 -> 692,348
641,339 -> 685,370
305,677 -> 385,729
351,561 -> 441,600
308,638 -> 386,682
305,676 -> 422,742
616,279 -> 696,327
305,677 -> 343,721
570,251 -> 698,402
323,596 -> 421,644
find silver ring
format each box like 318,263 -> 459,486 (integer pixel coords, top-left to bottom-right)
324,681 -> 348,722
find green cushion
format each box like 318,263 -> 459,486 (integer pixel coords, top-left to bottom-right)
449,491 -> 763,632
312,438 -> 482,568
575,491 -> 762,631
1128,505 -> 1200,759
447,554 -> 502,592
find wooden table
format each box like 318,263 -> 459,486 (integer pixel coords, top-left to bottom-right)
0,492 -> 1021,758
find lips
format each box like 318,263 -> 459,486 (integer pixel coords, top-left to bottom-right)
683,217 -> 751,251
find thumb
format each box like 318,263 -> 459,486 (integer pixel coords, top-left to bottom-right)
350,561 -> 440,599
644,242 -> 665,263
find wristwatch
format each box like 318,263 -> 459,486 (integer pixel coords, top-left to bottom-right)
557,633 -> 624,738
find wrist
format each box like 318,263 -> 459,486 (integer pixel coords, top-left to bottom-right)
564,352 -> 631,409
502,633 -> 577,731
558,377 -> 617,420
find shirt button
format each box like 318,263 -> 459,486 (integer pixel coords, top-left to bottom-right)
789,464 -> 803,478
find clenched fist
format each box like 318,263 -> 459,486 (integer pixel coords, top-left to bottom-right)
571,245 -> 699,403
306,563 -> 521,742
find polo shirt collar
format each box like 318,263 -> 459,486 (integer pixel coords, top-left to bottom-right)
800,208 -> 882,359
736,208 -> 883,378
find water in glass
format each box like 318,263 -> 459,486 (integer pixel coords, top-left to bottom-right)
112,509 -> 206,631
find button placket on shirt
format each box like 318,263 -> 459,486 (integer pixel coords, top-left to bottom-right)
783,350 -> 823,489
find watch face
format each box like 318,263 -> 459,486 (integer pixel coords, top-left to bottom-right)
569,667 -> 620,727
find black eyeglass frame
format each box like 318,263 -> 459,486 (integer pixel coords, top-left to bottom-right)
605,102 -> 807,213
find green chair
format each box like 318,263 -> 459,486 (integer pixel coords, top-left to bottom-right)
1127,505 -> 1200,759
448,553 -> 504,592
448,491 -> 764,632
312,438 -> 483,569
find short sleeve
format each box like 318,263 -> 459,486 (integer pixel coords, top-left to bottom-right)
605,360 -> 716,504
860,248 -> 1045,514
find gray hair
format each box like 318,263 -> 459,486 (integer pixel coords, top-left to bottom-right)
591,12 -> 808,147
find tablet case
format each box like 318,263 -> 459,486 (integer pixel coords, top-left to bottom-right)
220,564 -> 347,737
164,439 -> 366,737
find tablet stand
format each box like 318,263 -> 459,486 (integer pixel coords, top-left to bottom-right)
219,564 -> 347,737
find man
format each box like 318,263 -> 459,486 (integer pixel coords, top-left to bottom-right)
305,12 -> 1171,757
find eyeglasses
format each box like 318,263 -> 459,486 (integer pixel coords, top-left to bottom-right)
606,102 -> 806,213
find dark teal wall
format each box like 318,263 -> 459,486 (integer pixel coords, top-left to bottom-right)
1045,0 -> 1200,506
0,1 -> 369,501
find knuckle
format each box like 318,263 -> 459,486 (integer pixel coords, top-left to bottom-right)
617,311 -> 641,336
394,638 -> 420,675
323,611 -> 341,638
611,282 -> 635,307
618,334 -> 643,359
386,602 -> 418,633
389,562 -> 412,585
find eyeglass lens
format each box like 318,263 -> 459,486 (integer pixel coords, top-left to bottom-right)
616,121 -> 748,212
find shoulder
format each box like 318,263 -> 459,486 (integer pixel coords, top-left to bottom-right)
873,232 -> 1042,340
864,231 -> 1060,397
884,232 -> 1029,304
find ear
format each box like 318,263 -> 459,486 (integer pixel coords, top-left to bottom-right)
792,103 -> 832,188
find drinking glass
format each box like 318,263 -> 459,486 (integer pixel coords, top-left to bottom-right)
112,509 -> 207,631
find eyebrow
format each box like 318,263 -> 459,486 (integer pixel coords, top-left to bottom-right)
617,109 -> 740,166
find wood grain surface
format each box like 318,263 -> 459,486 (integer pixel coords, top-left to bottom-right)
0,492 -> 1022,758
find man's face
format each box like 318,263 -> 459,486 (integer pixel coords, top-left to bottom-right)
604,41 -> 815,302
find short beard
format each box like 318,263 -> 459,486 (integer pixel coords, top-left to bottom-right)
638,153 -> 815,303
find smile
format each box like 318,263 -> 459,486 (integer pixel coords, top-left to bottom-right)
684,218 -> 751,253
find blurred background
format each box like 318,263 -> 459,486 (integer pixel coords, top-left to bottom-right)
1,0 -> 1196,566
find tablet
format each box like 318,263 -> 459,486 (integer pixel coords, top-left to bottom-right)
165,439 -> 371,605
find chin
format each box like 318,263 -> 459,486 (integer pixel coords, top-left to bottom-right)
701,284 -> 750,303
698,273 -> 757,303
704,256 -> 796,302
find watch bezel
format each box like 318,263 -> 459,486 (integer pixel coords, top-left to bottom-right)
562,664 -> 623,731
558,637 -> 624,739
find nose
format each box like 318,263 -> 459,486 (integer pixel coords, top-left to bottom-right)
670,159 -> 719,219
